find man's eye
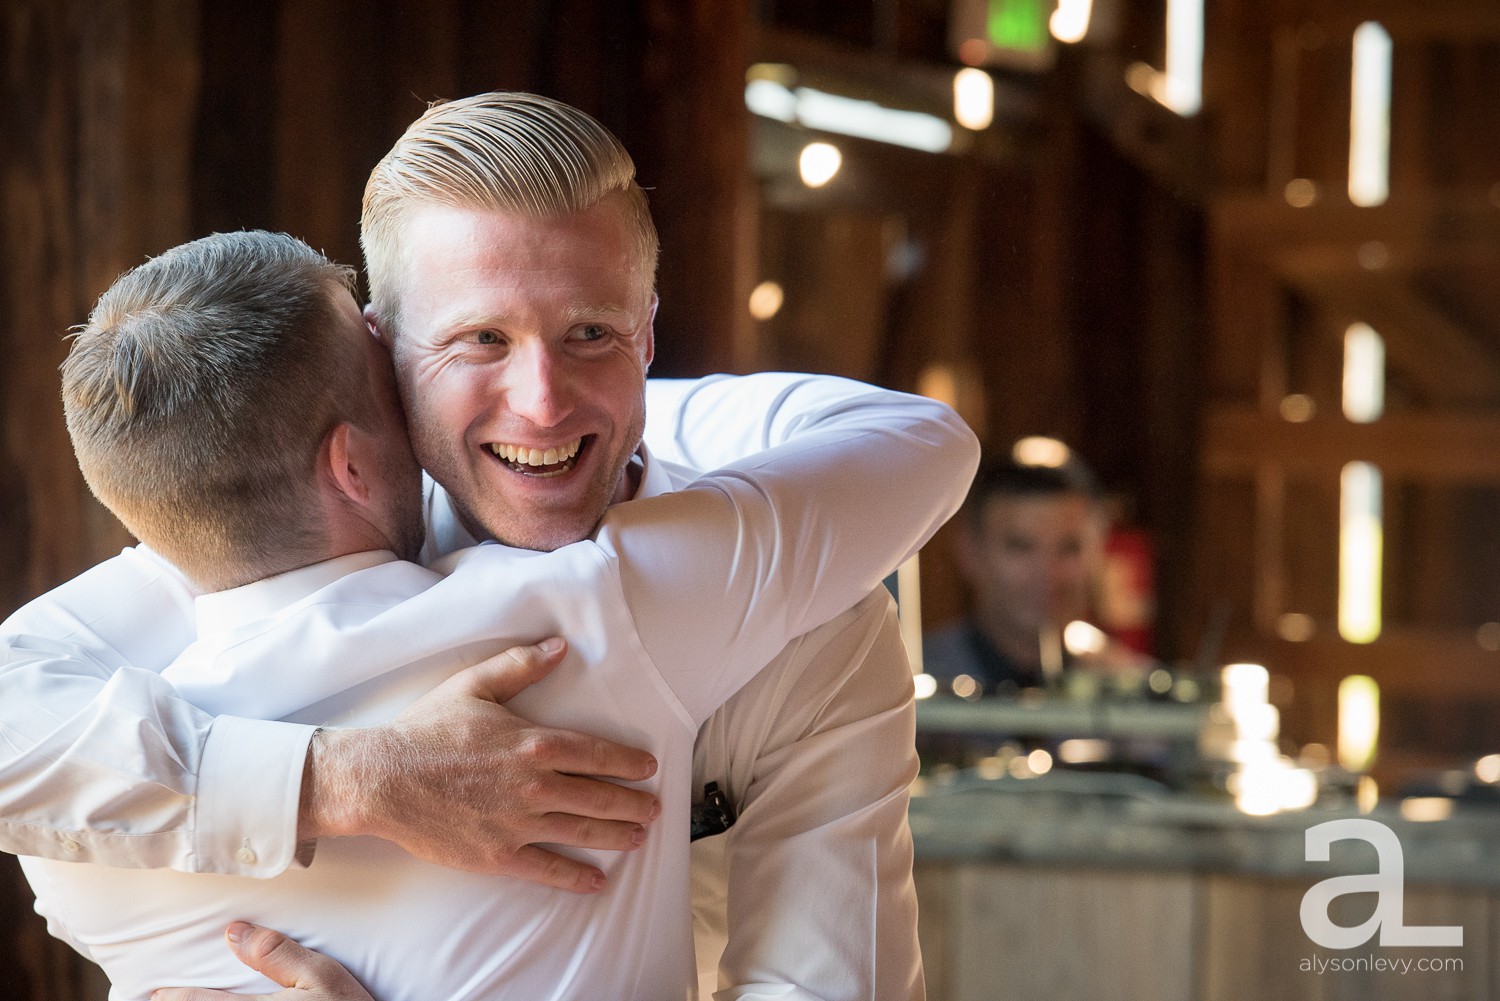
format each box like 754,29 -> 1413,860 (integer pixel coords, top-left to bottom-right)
574,323 -> 606,342
474,329 -> 500,345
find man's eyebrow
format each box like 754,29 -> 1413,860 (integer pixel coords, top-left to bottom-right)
429,302 -> 640,334
561,302 -> 634,325
431,310 -> 504,334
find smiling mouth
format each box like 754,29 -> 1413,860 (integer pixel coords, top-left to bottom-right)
488,437 -> 585,478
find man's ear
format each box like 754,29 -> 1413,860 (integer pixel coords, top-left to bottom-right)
641,294 -> 658,369
364,305 -> 392,349
321,422 -> 371,505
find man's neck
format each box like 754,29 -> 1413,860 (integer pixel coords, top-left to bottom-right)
616,451 -> 646,503
192,551 -> 398,640
975,616 -> 1045,671
188,544 -> 371,595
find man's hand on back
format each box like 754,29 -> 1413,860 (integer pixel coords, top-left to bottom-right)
299,638 -> 660,892
152,923 -> 372,1001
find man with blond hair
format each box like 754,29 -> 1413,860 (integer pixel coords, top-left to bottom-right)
2,94 -> 960,1000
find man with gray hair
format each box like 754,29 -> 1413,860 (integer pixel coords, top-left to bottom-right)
1,93 -> 962,1000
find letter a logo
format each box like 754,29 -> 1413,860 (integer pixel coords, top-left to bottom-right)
1301,819 -> 1462,948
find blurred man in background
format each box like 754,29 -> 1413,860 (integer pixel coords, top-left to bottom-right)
923,451 -> 1107,696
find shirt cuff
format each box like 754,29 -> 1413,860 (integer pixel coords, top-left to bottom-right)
192,716 -> 316,877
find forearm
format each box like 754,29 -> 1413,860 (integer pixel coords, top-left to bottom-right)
0,548 -> 312,875
618,376 -> 979,720
0,647 -> 313,873
295,724 -> 424,843
643,374 -> 770,468
3,550 -> 656,884
698,595 -> 925,1000
645,372 -> 977,480
719,787 -> 921,1001
0,649 -> 199,865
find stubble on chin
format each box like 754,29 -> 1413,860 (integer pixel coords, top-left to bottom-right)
449,428 -> 641,552
459,487 -> 613,553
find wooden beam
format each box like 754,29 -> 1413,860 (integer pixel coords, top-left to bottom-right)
755,24 -> 966,118
1272,628 -> 1500,700
1204,408 -> 1500,482
1210,190 -> 1500,247
0,7 -> 198,997
633,0 -> 755,377
1269,246 -> 1500,404
1269,0 -> 1500,40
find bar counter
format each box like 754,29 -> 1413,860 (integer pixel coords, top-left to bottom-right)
910,698 -> 1500,1001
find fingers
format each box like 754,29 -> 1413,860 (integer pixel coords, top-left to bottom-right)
542,770 -> 660,825
457,639 -> 660,782
528,729 -> 659,784
149,923 -> 367,1001
507,843 -> 609,894
535,810 -> 649,853
451,637 -> 568,703
151,988 -> 246,1000
227,923 -> 362,992
427,638 -> 660,783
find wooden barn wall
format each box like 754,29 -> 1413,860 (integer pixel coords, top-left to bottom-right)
2,0 -> 752,612
0,1 -> 751,997
10,1 -> 1499,996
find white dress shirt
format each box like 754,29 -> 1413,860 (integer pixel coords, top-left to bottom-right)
6,373 -> 977,1000
641,380 -> 927,1001
429,386 -> 930,1001
687,590 -> 926,1001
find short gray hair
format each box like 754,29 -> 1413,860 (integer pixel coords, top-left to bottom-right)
62,231 -> 366,589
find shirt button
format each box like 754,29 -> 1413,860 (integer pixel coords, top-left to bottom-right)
236,846 -> 258,865
62,839 -> 82,854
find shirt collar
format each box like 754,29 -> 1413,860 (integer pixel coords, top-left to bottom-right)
421,472 -> 481,564
136,544 -> 204,597
633,443 -> 677,501
194,550 -> 399,637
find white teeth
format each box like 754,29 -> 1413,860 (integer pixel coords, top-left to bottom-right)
489,438 -> 581,467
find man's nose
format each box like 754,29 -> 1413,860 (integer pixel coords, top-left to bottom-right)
502,342 -> 574,428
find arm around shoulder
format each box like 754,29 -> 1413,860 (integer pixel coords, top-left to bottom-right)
644,371 -> 979,482
614,374 -> 979,721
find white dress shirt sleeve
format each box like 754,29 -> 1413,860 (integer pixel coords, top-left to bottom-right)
692,592 -> 925,1001
645,372 -> 914,470
607,374 -> 978,723
0,549 -> 314,875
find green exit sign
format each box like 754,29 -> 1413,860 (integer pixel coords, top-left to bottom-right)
989,0 -> 1051,54
951,0 -> 1056,71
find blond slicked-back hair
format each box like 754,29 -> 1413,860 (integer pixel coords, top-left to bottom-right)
62,231 -> 369,590
360,91 -> 659,334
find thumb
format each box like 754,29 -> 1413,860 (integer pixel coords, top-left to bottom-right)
223,922 -> 326,989
451,637 -> 568,704
225,922 -> 367,995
